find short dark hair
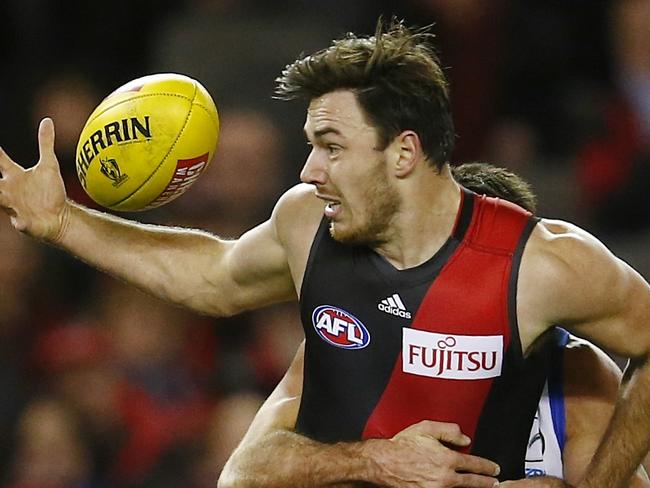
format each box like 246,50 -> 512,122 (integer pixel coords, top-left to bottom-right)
453,162 -> 538,213
275,19 -> 455,170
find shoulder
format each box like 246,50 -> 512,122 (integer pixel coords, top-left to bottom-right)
270,184 -> 325,290
272,183 -> 321,221
519,219 -> 632,325
271,183 -> 323,246
525,219 -> 619,275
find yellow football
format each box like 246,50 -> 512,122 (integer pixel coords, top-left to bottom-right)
75,73 -> 219,211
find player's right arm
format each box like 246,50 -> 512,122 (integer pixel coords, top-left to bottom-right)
0,118 -> 306,316
219,342 -> 501,488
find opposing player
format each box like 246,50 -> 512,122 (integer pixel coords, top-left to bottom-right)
1,20 -> 650,486
218,163 -> 650,487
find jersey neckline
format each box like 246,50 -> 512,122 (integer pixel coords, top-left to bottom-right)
366,187 -> 475,285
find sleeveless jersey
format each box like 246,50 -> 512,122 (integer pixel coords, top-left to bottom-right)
297,189 -> 548,481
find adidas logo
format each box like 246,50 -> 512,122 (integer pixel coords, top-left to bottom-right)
378,293 -> 412,319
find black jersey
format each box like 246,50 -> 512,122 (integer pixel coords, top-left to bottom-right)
297,189 -> 550,481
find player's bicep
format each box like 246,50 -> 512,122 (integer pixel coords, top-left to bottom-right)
222,219 -> 296,313
566,255 -> 650,359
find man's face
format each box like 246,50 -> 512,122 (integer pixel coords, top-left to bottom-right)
300,90 -> 401,245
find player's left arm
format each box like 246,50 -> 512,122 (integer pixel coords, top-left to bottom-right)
519,219 -> 650,488
219,343 -> 367,488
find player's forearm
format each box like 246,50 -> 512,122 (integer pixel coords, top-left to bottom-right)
580,358 -> 650,488
54,200 -> 232,315
219,429 -> 380,488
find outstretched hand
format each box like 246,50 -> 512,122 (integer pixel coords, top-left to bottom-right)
366,420 -> 501,487
0,118 -> 69,241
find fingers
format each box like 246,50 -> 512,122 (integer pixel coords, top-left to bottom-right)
37,117 -> 57,166
455,451 -> 501,477
411,420 -> 471,447
499,481 -> 535,487
0,120 -> 52,177
0,145 -> 21,177
454,472 -> 499,487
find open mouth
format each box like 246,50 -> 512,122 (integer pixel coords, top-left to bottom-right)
316,192 -> 342,219
324,201 -> 341,219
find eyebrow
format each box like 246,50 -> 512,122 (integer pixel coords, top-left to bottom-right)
304,127 -> 344,140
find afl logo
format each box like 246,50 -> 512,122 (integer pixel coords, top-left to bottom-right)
312,305 -> 370,350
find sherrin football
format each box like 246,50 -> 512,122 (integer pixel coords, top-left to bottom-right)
75,73 -> 219,211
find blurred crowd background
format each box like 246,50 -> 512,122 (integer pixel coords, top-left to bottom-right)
0,0 -> 648,486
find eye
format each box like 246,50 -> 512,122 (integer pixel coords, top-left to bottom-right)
327,144 -> 342,156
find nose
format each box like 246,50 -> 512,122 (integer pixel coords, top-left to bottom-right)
300,149 -> 327,185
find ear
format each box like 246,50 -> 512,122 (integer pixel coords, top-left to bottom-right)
389,130 -> 422,178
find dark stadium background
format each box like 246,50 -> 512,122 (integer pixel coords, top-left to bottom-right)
0,1 -> 647,486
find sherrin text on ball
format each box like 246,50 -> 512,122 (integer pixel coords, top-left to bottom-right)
75,73 -> 219,211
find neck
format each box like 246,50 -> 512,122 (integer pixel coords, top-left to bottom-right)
374,165 -> 461,270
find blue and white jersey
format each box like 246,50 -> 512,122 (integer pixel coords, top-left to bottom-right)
525,328 -> 569,478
